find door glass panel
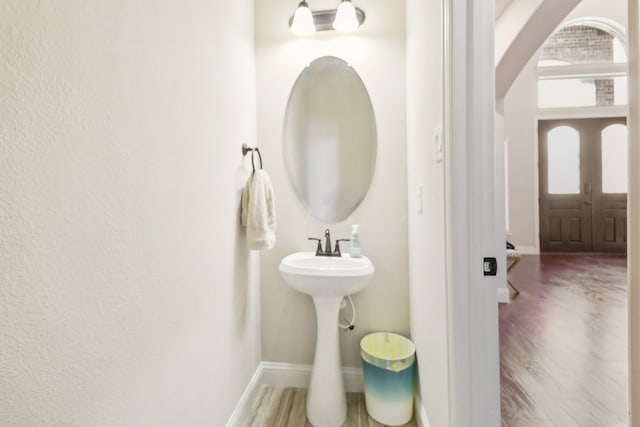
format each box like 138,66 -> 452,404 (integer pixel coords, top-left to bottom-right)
601,124 -> 628,193
547,126 -> 580,194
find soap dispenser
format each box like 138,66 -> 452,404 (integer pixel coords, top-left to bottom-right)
350,224 -> 361,258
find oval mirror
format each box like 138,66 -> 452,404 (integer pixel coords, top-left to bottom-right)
283,56 -> 377,223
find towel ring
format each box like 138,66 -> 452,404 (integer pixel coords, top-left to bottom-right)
242,143 -> 263,172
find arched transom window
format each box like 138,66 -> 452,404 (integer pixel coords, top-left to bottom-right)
538,20 -> 627,110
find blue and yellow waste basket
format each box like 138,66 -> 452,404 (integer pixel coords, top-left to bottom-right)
360,332 -> 416,426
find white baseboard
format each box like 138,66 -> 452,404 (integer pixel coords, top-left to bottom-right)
414,395 -> 431,427
497,287 -> 511,303
225,363 -> 265,427
517,245 -> 538,255
225,362 -> 364,427
260,361 -> 364,392
259,361 -> 311,389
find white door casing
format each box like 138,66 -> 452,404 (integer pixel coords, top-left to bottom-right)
627,1 -> 639,424
445,0 -> 502,425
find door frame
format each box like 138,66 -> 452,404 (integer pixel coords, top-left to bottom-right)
444,0 -> 501,425
450,0 -> 639,425
627,0 -> 639,423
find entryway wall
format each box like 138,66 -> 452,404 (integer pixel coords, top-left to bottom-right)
502,0 -> 627,253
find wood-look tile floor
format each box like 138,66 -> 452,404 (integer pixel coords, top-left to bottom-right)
247,386 -> 417,427
500,254 -> 628,426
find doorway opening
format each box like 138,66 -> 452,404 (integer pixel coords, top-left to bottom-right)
535,19 -> 629,253
501,11 -> 630,425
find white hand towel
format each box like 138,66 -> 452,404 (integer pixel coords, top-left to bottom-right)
243,170 -> 276,250
241,174 -> 252,227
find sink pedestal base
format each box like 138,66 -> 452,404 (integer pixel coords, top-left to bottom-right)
307,295 -> 346,427
278,252 -> 374,426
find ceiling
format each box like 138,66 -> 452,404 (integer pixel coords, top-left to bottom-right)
495,0 -> 514,18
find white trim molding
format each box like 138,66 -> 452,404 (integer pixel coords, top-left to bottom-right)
224,362 -> 364,427
497,287 -> 511,304
538,106 -> 629,120
445,0 -> 502,425
627,1 -> 640,424
561,16 -> 627,44
537,62 -> 626,79
516,245 -> 538,255
414,395 -> 432,427
225,364 -> 266,427
258,361 -> 364,392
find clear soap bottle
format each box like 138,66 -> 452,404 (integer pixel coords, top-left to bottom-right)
350,224 -> 361,258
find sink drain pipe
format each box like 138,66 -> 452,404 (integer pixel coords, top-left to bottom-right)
338,295 -> 356,331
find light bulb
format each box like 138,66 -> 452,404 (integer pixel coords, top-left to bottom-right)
290,1 -> 316,36
333,0 -> 359,32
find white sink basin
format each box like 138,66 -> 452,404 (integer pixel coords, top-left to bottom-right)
279,251 -> 374,297
278,250 -> 375,425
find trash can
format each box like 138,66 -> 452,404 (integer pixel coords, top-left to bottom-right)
360,332 -> 416,426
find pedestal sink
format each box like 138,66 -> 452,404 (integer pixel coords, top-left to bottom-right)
279,252 -> 374,427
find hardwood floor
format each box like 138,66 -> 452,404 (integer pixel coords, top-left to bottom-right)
247,386 -> 417,427
500,254 -> 628,426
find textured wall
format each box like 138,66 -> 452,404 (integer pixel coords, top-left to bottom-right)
406,1 -> 450,425
255,0 -> 409,367
0,1 -> 260,425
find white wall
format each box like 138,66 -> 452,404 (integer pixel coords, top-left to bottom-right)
504,57 -> 540,250
0,1 -> 260,425
503,0 -> 628,251
255,0 -> 408,367
406,0 -> 450,425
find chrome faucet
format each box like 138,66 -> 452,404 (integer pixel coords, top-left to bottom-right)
323,229 -> 332,256
308,229 -> 349,257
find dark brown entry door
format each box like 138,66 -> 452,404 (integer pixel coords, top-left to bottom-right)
539,118 -> 627,253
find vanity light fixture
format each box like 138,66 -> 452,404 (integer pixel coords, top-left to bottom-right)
289,0 -> 365,35
290,1 -> 316,36
333,0 -> 359,32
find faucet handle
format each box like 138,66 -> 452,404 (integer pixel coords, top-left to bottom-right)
308,238 -> 322,256
335,239 -> 350,256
